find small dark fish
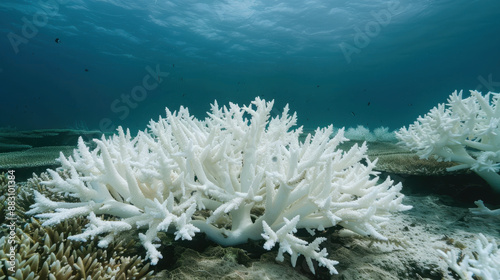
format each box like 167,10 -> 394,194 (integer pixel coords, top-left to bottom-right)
351,111 -> 355,116
172,64 -> 175,68
84,68 -> 88,72
367,102 -> 370,106
316,85 -> 320,88
55,38 -> 60,43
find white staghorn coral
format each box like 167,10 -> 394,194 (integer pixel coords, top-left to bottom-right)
396,90 -> 500,192
28,97 -> 411,274
437,233 -> 500,280
470,200 -> 500,217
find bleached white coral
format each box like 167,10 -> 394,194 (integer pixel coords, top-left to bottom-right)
345,125 -> 377,142
262,215 -> 339,274
373,126 -> 397,142
396,90 -> 500,192
28,97 -> 411,274
344,125 -> 396,142
437,233 -> 500,280
470,200 -> 500,217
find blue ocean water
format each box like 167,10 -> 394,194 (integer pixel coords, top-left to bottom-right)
1,0 -> 499,133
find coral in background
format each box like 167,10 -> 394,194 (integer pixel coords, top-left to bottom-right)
344,125 -> 397,142
0,146 -> 75,169
27,98 -> 411,275
396,90 -> 500,192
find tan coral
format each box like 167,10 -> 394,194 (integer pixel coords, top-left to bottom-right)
0,217 -> 153,280
0,172 -> 74,228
